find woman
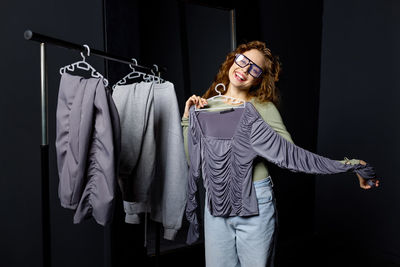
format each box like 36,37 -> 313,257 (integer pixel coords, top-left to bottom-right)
181,40 -> 379,267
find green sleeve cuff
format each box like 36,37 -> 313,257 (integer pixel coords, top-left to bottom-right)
338,157 -> 361,165
181,116 -> 190,164
181,116 -> 189,127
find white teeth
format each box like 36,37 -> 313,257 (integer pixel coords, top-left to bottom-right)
236,72 -> 245,81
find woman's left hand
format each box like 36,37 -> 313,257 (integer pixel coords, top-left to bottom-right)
356,160 -> 380,189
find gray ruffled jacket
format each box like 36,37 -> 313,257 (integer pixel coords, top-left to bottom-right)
56,73 -> 119,226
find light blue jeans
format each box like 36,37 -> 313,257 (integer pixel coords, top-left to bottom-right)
204,176 -> 277,267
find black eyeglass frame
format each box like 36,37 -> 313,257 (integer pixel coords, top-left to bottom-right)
234,53 -> 264,78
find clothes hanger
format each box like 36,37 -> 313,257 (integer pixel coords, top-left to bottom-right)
112,58 -> 149,89
59,44 -> 109,87
195,83 -> 246,111
143,64 -> 165,84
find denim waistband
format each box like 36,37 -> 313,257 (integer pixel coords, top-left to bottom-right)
253,175 -> 274,188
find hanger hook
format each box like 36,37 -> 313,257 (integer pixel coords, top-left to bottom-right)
84,44 -> 90,56
215,83 -> 225,95
129,58 -> 138,70
149,64 -> 158,76
80,44 -> 90,61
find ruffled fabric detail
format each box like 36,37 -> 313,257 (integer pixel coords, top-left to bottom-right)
74,137 -> 115,225
186,105 -> 260,244
247,103 -> 377,179
186,106 -> 202,244
56,73 -> 116,226
185,102 -> 377,245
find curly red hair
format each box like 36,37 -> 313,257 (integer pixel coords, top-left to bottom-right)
202,40 -> 281,106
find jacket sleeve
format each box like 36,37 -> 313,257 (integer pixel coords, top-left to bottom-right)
73,78 -> 116,226
250,117 -> 376,179
185,108 -> 202,245
56,74 -> 95,210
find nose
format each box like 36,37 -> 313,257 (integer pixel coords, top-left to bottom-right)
242,64 -> 250,74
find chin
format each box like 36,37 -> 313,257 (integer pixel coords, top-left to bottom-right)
230,76 -> 249,88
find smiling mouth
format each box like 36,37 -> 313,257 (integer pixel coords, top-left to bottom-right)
234,71 -> 247,82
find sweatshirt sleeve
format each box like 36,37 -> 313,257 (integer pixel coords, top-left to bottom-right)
156,88 -> 189,241
250,117 -> 376,179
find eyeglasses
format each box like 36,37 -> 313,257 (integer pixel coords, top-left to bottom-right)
234,53 -> 263,78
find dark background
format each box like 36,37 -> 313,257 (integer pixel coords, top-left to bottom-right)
0,0 -> 398,266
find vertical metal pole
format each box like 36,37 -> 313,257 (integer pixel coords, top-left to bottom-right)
230,9 -> 237,51
40,42 -> 51,267
40,43 -> 48,145
155,223 -> 160,267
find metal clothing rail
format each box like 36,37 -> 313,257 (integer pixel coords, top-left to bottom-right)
24,29 -> 165,267
24,30 -> 167,72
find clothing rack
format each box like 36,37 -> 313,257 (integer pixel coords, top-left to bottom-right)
24,29 -> 165,267
24,30 -> 167,72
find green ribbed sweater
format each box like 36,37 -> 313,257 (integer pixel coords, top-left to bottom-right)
181,98 -> 360,181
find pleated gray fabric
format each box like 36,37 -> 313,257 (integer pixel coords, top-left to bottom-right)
56,73 -> 116,226
186,102 -> 376,244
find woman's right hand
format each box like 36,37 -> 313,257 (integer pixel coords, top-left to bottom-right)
183,95 -> 208,118
356,160 -> 380,189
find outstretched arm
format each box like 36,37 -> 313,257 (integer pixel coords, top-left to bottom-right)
250,117 -> 378,186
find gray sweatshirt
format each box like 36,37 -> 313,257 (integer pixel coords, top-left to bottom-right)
113,81 -> 187,240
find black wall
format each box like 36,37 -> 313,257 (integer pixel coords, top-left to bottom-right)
315,0 -> 400,265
